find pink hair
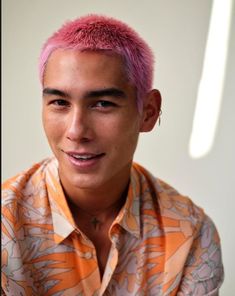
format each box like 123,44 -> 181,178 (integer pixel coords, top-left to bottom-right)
39,14 -> 154,110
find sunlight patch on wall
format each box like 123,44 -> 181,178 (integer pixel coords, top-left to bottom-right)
189,0 -> 233,159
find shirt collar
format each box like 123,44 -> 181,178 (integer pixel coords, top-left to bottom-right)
45,158 -> 77,244
45,158 -> 144,242
114,163 -> 142,239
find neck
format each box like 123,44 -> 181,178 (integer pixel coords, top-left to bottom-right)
69,182 -> 128,212
60,165 -> 132,214
66,181 -> 129,232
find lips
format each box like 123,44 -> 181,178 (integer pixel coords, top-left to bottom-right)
63,150 -> 105,169
70,153 -> 102,161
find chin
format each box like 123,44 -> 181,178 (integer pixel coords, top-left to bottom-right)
71,177 -> 106,190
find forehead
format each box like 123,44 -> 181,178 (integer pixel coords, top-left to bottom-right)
43,49 -> 128,86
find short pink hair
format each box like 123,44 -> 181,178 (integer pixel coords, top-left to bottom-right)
39,14 -> 154,110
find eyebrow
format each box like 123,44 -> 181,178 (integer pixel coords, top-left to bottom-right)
42,87 -> 126,99
84,88 -> 126,99
43,88 -> 68,97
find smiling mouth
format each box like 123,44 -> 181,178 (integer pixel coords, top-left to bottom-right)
62,150 -> 106,165
68,153 -> 105,161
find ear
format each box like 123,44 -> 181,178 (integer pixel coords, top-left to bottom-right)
140,89 -> 162,132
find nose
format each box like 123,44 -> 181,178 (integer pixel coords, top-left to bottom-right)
66,107 -> 92,142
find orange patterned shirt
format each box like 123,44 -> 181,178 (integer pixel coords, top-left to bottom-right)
2,157 -> 224,295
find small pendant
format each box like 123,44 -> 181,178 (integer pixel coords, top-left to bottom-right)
91,217 -> 100,229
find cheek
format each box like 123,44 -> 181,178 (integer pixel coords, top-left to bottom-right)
42,112 -> 64,143
121,119 -> 140,152
106,109 -> 140,130
102,115 -> 140,148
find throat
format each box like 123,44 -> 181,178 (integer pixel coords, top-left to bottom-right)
91,217 -> 101,230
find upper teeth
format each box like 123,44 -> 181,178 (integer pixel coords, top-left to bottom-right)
72,154 -> 93,160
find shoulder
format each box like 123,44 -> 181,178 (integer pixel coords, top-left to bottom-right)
132,163 -> 224,290
133,161 -> 222,240
157,178 -> 205,227
2,157 -> 58,244
2,157 -> 57,207
133,162 -> 206,234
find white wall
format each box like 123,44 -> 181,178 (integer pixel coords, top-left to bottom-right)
2,0 -> 234,294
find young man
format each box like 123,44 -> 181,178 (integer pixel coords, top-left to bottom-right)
2,15 -> 224,295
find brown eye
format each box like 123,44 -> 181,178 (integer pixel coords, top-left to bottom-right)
52,99 -> 69,106
94,101 -> 116,108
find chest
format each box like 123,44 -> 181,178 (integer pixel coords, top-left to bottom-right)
17,232 -> 181,296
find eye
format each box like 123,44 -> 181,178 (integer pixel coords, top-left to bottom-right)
93,100 -> 116,109
49,99 -> 70,107
52,99 -> 69,106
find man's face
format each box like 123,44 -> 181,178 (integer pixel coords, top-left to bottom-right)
42,50 -> 145,192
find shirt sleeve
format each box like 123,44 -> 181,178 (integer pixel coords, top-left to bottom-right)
177,215 -> 224,295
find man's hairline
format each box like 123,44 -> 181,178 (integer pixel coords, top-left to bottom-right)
41,47 -> 144,111
42,48 -> 129,84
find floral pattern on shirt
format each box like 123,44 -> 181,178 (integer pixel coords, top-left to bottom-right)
2,157 -> 224,295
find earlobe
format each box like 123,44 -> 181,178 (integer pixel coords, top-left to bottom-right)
140,89 -> 162,132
